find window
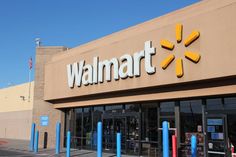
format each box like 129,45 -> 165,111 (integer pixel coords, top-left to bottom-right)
141,103 -> 158,141
83,107 -> 92,149
206,98 -> 224,110
141,103 -> 158,156
224,97 -> 236,110
160,101 -> 175,116
93,106 -> 104,129
75,108 -> 82,137
180,100 -> 203,143
125,104 -> 139,112
105,105 -> 123,113
75,108 -> 82,148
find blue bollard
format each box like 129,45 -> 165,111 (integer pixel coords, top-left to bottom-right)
117,133 -> 121,157
97,122 -> 102,157
191,135 -> 197,157
66,131 -> 71,157
34,130 -> 39,153
162,121 -> 169,157
29,123 -> 35,151
56,122 -> 61,154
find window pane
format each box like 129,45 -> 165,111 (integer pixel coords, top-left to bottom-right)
207,98 -> 224,110
93,106 -> 103,129
83,107 -> 92,149
141,103 -> 158,141
160,101 -> 175,116
74,108 -> 82,148
75,108 -> 82,137
92,106 -> 103,150
105,105 -> 123,113
224,97 -> 236,110
126,104 -> 139,112
180,100 -> 203,143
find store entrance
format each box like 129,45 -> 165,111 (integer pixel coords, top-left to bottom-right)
102,112 -> 140,155
103,117 -> 126,151
206,115 -> 229,157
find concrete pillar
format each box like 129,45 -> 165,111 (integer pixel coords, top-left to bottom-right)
32,46 -> 68,148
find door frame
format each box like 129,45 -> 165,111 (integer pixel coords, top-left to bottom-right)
102,115 -> 126,153
205,114 -> 229,156
102,111 -> 140,154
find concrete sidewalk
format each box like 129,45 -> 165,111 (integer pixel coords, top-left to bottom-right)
0,138 -> 136,157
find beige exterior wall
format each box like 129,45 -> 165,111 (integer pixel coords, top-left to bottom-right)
0,82 -> 34,112
0,110 -> 32,140
43,0 -> 236,108
0,82 -> 34,140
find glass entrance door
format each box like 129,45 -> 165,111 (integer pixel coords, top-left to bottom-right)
103,116 -> 126,153
103,118 -> 113,151
103,113 -> 140,155
206,115 -> 229,157
126,115 -> 140,155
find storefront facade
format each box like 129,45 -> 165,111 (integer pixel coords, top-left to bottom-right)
63,97 -> 236,156
32,0 -> 236,156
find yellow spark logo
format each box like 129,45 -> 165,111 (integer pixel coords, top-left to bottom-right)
160,24 -> 201,78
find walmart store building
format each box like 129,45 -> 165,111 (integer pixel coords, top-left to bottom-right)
32,0 -> 236,156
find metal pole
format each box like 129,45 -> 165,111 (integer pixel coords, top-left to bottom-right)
97,121 -> 102,157
66,131 -> 71,157
34,130 -> 39,153
163,121 -> 169,157
56,122 -> 61,154
29,123 -> 35,151
191,135 -> 197,157
28,68 -> 31,102
117,133 -> 121,157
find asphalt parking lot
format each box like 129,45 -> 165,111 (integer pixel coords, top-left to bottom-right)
0,148 -> 39,157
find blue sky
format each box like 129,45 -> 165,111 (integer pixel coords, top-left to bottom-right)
0,0 -> 199,88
